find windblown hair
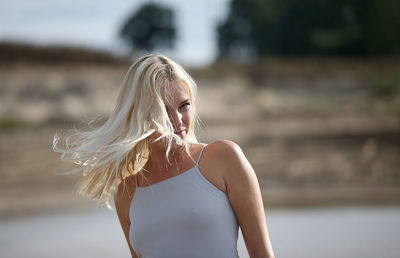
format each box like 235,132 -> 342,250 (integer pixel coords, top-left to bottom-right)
53,54 -> 200,208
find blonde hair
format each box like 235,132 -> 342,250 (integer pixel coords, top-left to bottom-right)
53,54 -> 200,208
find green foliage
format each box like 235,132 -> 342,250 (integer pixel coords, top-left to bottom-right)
120,3 -> 176,51
369,75 -> 400,100
0,118 -> 34,130
218,0 -> 400,59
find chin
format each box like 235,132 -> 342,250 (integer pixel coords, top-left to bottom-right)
178,136 -> 187,143
179,136 -> 189,146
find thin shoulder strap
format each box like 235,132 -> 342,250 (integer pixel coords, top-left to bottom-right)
196,144 -> 207,165
135,173 -> 138,187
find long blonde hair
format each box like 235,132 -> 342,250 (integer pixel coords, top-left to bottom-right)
53,54 -> 200,208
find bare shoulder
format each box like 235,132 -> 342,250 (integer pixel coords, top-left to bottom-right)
206,139 -> 241,153
203,140 -> 250,177
205,139 -> 245,165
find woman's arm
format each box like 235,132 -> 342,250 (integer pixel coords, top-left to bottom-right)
114,176 -> 138,258
215,140 -> 275,258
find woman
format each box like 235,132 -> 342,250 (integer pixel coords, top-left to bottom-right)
54,54 -> 274,257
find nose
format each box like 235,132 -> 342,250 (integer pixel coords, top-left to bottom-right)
170,110 -> 183,130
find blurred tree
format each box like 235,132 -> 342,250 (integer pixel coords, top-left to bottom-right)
218,0 -> 400,59
120,3 -> 176,52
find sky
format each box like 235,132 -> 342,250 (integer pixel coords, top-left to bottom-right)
0,0 -> 229,67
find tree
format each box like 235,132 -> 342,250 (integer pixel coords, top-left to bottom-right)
217,0 -> 400,59
120,3 -> 176,52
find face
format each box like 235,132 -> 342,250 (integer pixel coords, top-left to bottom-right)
162,80 -> 193,142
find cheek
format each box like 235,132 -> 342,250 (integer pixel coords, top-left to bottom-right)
183,110 -> 193,127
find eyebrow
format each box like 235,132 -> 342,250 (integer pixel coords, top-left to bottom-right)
180,99 -> 190,105
164,99 -> 190,109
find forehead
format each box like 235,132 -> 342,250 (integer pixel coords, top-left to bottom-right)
162,80 -> 190,105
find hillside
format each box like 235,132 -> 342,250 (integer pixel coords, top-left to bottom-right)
0,44 -> 399,216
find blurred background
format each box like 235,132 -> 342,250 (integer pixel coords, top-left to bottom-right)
0,0 -> 399,257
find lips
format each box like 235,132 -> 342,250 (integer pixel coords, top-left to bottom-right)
174,129 -> 185,134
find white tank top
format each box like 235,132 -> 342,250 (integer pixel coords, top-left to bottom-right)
129,145 -> 239,258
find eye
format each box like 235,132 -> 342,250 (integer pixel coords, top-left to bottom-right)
180,102 -> 190,110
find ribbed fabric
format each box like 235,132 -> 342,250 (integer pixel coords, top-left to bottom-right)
129,145 -> 239,258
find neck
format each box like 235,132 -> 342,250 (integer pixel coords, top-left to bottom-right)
146,137 -> 186,173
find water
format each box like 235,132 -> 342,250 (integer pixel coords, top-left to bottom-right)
1,206 -> 399,258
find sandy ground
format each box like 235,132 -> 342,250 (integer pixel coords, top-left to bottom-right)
0,61 -> 399,258
1,62 -> 400,218
0,118 -> 398,218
